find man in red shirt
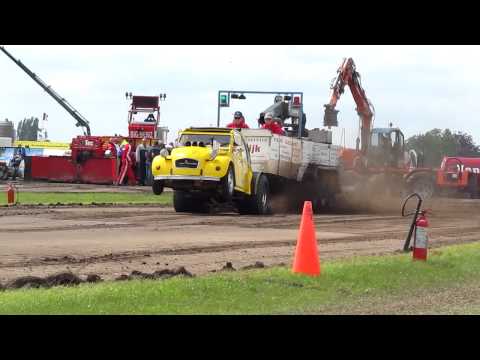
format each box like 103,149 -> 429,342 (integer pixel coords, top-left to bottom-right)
227,111 -> 250,129
262,113 -> 285,135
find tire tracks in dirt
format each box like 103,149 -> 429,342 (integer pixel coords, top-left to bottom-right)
4,224 -> 480,269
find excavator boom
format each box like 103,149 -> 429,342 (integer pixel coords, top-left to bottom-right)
0,46 -> 91,136
324,57 -> 373,154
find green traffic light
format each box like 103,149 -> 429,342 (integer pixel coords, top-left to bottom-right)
219,94 -> 229,107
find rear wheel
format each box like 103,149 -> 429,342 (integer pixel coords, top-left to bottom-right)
152,180 -> 164,195
406,173 -> 435,201
238,175 -> 271,215
468,174 -> 479,199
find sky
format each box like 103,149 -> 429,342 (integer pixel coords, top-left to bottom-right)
1,45 -> 479,147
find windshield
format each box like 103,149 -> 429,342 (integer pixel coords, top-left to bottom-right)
178,134 -> 231,147
371,130 -> 394,148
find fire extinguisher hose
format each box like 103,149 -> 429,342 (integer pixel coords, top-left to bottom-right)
401,193 -> 423,252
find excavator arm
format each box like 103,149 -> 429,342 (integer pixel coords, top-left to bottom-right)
0,46 -> 91,136
324,58 -> 374,154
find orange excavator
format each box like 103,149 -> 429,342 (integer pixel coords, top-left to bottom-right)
324,57 -> 374,156
323,57 -> 435,199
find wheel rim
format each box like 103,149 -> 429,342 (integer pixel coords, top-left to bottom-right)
414,180 -> 434,200
227,169 -> 234,195
261,191 -> 267,209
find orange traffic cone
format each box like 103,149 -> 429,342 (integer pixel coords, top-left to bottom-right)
292,201 -> 320,276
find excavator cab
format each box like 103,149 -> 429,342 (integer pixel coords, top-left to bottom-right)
367,128 -> 405,168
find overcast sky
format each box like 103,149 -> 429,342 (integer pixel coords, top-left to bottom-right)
1,45 -> 479,147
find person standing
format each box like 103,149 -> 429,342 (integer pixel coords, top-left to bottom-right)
116,139 -> 136,185
10,146 -> 24,180
135,138 -> 147,185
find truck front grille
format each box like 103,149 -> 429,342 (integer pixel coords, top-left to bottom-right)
175,158 -> 199,169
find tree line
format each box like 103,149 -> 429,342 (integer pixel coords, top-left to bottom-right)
406,128 -> 480,167
16,117 -> 41,141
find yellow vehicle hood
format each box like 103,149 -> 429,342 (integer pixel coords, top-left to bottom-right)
171,146 -> 213,161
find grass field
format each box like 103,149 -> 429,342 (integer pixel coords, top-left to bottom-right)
0,192 -> 173,205
1,242 -> 480,314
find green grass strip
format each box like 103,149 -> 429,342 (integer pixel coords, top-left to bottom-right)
0,192 -> 172,205
1,241 -> 480,314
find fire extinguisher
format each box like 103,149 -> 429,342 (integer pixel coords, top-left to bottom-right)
401,193 -> 430,261
413,210 -> 429,261
6,183 -> 16,206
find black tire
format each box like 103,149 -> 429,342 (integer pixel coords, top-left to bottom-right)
173,190 -> 209,213
406,173 -> 435,201
468,174 -> 479,199
221,165 -> 235,201
238,175 -> 271,215
152,180 -> 164,195
173,190 -> 194,212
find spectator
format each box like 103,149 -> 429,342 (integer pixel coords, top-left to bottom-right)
135,138 -> 148,185
10,146 -> 24,180
145,141 -> 161,186
115,139 -> 136,186
227,111 -> 249,129
262,112 -> 285,135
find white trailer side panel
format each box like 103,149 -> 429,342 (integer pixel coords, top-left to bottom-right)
298,140 -> 313,181
329,145 -> 340,167
279,136 -> 293,178
242,129 -> 338,182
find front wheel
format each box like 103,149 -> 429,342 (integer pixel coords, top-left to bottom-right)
152,180 -> 164,195
468,174 -> 479,199
173,190 -> 209,213
221,165 -> 235,201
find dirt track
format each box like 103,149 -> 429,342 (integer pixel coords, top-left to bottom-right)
0,188 -> 479,282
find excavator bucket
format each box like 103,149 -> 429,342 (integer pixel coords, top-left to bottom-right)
323,105 -> 339,127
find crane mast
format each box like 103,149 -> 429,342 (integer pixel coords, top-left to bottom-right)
0,46 -> 91,136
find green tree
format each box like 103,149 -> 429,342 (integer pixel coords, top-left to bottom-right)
16,117 -> 40,141
406,128 -> 480,167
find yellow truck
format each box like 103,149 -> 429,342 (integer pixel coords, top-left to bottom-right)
151,127 -> 272,214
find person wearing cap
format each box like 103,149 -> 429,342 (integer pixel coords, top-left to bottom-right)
227,111 -> 249,129
261,112 -> 285,135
